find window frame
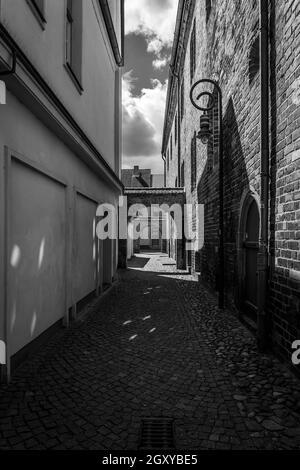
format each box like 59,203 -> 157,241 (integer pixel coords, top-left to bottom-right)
206,0 -> 212,23
181,161 -> 185,187
26,0 -> 46,29
64,0 -> 84,94
66,0 -> 73,66
99,0 -> 125,67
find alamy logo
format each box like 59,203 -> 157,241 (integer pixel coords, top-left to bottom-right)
0,81 -> 6,104
292,340 -> 300,365
0,340 -> 5,365
95,196 -> 204,252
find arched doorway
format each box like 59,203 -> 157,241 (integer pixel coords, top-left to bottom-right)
238,192 -> 260,327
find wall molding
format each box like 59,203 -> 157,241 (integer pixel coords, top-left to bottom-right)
3,146 -> 69,380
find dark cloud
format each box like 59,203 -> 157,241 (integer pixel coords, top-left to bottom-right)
124,34 -> 169,96
122,106 -> 159,158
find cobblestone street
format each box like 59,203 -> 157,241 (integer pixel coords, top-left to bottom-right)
1,253 -> 300,450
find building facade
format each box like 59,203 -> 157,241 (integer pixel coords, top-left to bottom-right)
0,0 -> 124,379
162,0 -> 300,362
122,165 -> 168,254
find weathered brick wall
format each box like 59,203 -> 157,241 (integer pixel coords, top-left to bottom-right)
179,0 -> 262,295
165,0 -> 300,362
269,0 -> 300,360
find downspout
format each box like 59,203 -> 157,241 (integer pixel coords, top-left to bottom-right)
170,63 -> 185,267
162,153 -> 166,187
177,79 -> 181,187
170,65 -> 182,187
257,0 -> 270,351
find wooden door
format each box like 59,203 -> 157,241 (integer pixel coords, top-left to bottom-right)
243,200 -> 259,321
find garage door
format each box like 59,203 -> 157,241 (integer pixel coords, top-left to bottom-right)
8,157 -> 66,357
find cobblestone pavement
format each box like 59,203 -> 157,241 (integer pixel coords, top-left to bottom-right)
1,252 -> 300,450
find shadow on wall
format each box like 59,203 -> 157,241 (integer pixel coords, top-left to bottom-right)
196,95 -> 250,312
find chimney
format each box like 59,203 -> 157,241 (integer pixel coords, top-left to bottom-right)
133,165 -> 139,174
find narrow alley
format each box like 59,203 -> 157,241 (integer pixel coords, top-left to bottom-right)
0,253 -> 300,451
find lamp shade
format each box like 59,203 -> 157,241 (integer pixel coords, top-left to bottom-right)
197,114 -> 212,144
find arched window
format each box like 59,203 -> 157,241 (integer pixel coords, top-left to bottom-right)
206,0 -> 212,22
249,36 -> 260,85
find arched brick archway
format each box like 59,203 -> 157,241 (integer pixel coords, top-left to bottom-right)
121,188 -> 186,269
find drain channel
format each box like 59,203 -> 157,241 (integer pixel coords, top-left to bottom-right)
139,418 -> 175,450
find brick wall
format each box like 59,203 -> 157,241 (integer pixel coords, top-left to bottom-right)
164,0 -> 300,363
173,0 -> 262,292
269,0 -> 300,360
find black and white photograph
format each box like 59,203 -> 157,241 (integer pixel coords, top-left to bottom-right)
0,0 -> 300,457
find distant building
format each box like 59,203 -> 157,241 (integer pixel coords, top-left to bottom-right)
0,0 -> 124,380
121,166 -> 180,256
121,165 -> 164,188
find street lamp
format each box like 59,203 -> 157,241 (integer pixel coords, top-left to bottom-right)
197,112 -> 213,144
190,78 -> 224,309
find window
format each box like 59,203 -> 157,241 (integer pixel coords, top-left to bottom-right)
180,79 -> 185,121
190,20 -> 196,82
175,177 -> 178,187
206,0 -> 212,23
181,161 -> 185,187
249,36 -> 260,85
191,133 -> 197,190
27,0 -> 46,26
65,0 -> 83,91
175,113 -> 178,145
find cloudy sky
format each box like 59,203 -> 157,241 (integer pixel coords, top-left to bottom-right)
122,0 -> 178,174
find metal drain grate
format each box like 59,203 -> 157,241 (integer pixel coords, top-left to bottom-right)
139,418 -> 175,450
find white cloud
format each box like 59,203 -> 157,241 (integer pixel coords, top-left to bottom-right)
148,38 -> 169,70
125,0 -> 177,45
122,71 -> 167,172
125,0 -> 178,68
122,1 -> 177,172
147,38 -> 165,56
153,58 -> 168,70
